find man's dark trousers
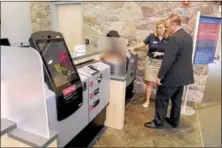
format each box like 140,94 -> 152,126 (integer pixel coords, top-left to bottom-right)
154,86 -> 184,126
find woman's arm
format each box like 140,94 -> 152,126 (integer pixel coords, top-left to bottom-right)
129,42 -> 146,52
129,34 -> 152,52
133,42 -> 146,51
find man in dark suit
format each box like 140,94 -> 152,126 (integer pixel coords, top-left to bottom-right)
144,14 -> 194,129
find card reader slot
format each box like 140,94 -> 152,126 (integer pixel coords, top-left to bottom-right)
94,88 -> 99,95
82,82 -> 87,91
96,74 -> 102,83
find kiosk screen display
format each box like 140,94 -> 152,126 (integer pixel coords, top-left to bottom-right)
36,39 -> 78,89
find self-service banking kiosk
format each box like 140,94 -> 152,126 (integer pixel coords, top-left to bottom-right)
29,31 -> 83,121
28,31 -> 110,147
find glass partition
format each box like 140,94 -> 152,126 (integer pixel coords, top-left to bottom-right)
1,46 -> 50,138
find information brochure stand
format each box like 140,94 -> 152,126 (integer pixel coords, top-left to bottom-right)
181,11 -> 221,115
181,11 -> 200,116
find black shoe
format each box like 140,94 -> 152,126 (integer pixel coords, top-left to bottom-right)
144,121 -> 163,129
165,117 -> 178,128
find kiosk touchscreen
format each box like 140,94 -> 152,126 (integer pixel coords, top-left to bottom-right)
29,31 -> 83,121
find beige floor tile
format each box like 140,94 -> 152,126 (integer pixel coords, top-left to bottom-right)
128,140 -> 154,147
152,136 -> 181,147
119,127 -> 144,145
136,126 -> 167,141
97,134 -> 128,147
141,139 -> 155,147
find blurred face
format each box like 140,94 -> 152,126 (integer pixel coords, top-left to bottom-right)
164,19 -> 173,36
170,23 -> 177,33
156,23 -> 166,36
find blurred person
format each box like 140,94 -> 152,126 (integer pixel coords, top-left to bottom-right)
144,14 -> 194,129
101,30 -> 126,59
129,20 -> 169,108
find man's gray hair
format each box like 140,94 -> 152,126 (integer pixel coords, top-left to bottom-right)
166,13 -> 182,26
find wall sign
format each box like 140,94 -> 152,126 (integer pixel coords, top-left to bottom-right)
193,15 -> 221,64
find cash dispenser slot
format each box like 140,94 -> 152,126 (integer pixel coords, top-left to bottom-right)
29,31 -> 83,121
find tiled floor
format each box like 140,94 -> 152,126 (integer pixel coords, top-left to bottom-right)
93,94 -> 203,147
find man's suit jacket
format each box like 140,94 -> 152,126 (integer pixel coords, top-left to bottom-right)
158,28 -> 194,87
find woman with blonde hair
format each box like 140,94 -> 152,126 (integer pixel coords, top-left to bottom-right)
129,20 -> 169,107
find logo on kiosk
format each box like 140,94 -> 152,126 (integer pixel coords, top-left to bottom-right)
90,92 -> 94,99
90,105 -> 94,111
89,81 -> 94,87
62,85 -> 76,96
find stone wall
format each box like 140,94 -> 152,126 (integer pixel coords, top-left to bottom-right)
29,1 -> 220,103
83,1 -> 219,103
29,2 -> 52,32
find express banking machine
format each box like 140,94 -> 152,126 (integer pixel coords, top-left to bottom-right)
29,31 -> 83,121
29,31 -> 110,147
29,31 -> 88,147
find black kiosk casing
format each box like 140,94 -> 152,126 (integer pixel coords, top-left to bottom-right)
29,31 -> 83,121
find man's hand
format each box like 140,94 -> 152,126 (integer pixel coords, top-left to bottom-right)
156,77 -> 162,86
152,52 -> 164,57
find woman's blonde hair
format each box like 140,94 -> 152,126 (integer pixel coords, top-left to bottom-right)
154,20 -> 168,38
